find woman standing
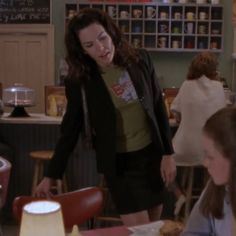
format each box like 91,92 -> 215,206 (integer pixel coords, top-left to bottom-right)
34,8 -> 176,226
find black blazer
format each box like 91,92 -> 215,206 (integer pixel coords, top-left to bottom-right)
46,49 -> 173,179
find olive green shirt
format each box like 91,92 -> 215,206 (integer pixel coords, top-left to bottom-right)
102,66 -> 151,152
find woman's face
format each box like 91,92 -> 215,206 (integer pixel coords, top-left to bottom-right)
202,133 -> 230,185
78,22 -> 115,67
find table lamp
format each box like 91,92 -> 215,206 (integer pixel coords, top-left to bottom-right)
19,200 -> 65,236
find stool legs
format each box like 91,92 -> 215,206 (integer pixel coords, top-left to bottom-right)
32,160 -> 43,194
184,167 -> 194,220
178,165 -> 206,222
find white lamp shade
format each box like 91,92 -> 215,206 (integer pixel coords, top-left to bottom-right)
20,200 -> 65,236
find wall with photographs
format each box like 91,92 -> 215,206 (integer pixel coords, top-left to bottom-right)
52,0 -> 233,89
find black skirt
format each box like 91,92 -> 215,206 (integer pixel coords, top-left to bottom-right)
104,142 -> 165,215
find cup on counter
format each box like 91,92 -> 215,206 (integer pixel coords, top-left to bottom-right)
211,29 -> 220,34
120,10 -> 129,19
174,12 -> 181,19
133,25 -> 142,33
133,9 -> 142,18
198,25 -> 207,34
210,41 -> 218,49
160,11 -> 168,19
186,40 -> 194,49
158,37 -> 167,48
160,24 -> 168,33
68,10 -> 77,19
199,12 -> 207,20
146,7 -> 156,18
120,24 -> 128,33
172,40 -> 180,49
172,27 -> 181,33
133,38 -> 141,48
185,22 -> 194,34
198,41 -> 205,49
107,6 -> 116,18
186,12 -> 194,20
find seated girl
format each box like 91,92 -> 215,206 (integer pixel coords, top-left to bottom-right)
182,107 -> 236,236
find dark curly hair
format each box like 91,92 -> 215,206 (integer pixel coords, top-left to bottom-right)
65,8 -> 139,80
187,52 -> 219,80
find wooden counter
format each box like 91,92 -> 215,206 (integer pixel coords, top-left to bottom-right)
0,114 -> 177,126
0,113 -> 62,125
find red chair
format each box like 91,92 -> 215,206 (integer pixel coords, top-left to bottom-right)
13,187 -> 103,231
0,156 -> 11,208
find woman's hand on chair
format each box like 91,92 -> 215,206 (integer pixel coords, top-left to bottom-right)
33,177 -> 53,198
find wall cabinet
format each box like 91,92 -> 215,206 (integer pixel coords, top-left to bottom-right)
65,1 -> 224,52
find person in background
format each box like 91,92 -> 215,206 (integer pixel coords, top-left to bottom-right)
34,8 -> 176,226
170,52 -> 226,216
182,107 -> 236,236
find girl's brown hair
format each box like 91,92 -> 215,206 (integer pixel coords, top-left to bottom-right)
200,107 -> 236,219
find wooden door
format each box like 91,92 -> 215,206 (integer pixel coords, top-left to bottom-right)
0,25 -> 54,113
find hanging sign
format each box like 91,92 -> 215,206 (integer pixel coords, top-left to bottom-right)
0,0 -> 51,24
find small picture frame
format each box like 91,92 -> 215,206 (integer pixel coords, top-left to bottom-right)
45,86 -> 67,117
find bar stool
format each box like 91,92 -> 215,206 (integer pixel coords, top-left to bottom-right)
30,150 -> 67,195
95,175 -> 122,226
176,163 -> 207,222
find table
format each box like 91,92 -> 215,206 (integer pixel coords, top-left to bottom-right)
81,220 -> 184,236
80,220 -> 180,236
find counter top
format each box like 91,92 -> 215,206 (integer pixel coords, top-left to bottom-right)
0,113 -> 177,126
0,113 -> 62,125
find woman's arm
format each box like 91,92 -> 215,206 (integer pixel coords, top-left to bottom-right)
140,50 -> 176,185
46,78 -> 84,179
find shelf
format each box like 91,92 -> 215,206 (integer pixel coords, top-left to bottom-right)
65,2 -> 224,52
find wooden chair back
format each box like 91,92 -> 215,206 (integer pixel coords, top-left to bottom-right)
13,187 -> 103,230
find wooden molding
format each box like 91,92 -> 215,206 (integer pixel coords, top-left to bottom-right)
233,0 -> 236,26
